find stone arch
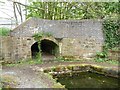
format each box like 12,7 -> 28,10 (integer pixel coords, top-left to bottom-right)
41,37 -> 59,46
41,39 -> 59,56
31,37 -> 59,59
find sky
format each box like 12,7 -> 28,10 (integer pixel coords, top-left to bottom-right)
0,0 -> 28,18
0,0 -> 28,28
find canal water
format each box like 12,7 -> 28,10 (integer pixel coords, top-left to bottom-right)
54,72 -> 119,89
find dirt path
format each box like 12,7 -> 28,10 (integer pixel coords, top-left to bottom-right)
42,52 -> 55,61
2,65 -> 50,88
1,60 -> 119,88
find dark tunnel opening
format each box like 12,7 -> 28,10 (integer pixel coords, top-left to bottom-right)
41,39 -> 59,55
31,42 -> 39,59
31,39 -> 59,59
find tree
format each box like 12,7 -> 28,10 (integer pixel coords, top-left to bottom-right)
26,2 -> 119,20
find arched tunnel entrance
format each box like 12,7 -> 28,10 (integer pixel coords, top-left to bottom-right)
31,42 -> 39,59
31,39 -> 59,60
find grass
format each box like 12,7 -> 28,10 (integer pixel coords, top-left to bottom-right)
55,57 -> 119,65
53,56 -> 119,66
3,55 -> 118,67
0,27 -> 10,36
106,60 -> 118,65
4,58 -> 43,67
94,57 -> 118,65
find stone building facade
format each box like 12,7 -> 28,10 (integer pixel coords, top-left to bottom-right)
0,18 -> 104,62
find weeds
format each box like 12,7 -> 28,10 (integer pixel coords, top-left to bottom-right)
0,27 -> 10,36
106,60 -> 118,65
5,58 -> 43,67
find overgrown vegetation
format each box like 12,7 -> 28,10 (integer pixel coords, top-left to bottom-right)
95,51 -> 107,62
95,17 -> 119,63
26,2 -> 119,20
0,27 -> 10,36
103,18 -> 120,50
33,32 -> 52,41
3,58 -> 43,67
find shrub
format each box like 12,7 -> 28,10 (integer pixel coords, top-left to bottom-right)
103,18 -> 120,50
0,27 -> 10,36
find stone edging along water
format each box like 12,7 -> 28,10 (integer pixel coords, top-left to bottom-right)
43,64 -> 119,78
38,63 -> 119,88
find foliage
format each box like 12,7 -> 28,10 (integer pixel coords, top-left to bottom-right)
106,59 -> 118,65
26,2 -> 119,20
96,52 -> 107,58
95,17 -> 119,62
103,18 -> 120,50
0,27 -> 10,36
5,58 -> 43,67
111,47 -> 120,51
45,32 -> 53,37
32,33 -> 43,62
26,58 -> 43,64
32,33 -> 43,41
95,57 -> 106,62
32,32 -> 52,41
94,56 -> 119,65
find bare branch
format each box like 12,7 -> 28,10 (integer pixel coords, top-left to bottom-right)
13,2 -> 18,25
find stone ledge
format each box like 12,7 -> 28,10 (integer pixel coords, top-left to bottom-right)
43,64 -> 119,78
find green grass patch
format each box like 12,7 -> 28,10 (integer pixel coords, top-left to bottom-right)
4,58 -> 43,67
94,58 -> 118,65
0,27 -> 10,36
106,60 -> 119,65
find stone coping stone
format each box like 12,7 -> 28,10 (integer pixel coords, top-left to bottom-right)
43,64 -> 119,78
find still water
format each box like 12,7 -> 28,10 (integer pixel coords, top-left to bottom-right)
54,72 -> 119,89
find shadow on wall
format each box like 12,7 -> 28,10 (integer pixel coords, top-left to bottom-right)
31,39 -> 59,59
31,42 -> 39,59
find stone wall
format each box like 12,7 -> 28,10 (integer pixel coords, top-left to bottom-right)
0,36 -> 35,62
0,36 -> 103,61
10,18 -> 104,44
0,36 -> 59,62
61,37 -> 103,59
1,18 -> 105,62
